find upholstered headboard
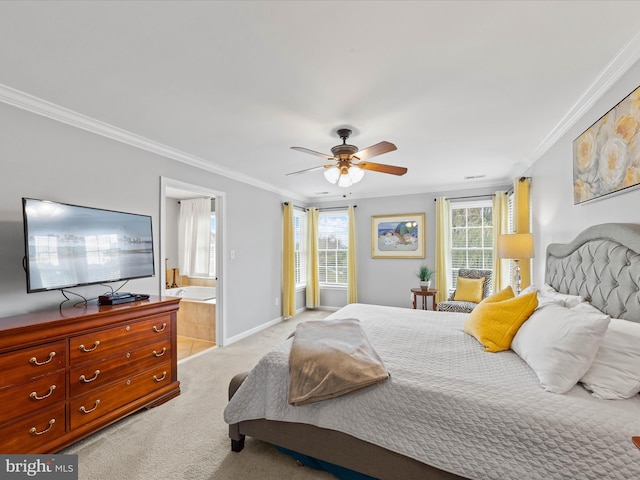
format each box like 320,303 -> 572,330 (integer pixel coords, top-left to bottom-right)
545,223 -> 640,322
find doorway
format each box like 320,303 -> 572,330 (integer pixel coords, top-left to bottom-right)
160,177 -> 226,357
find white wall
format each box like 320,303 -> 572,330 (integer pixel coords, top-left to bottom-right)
0,102 -> 283,341
528,57 -> 640,285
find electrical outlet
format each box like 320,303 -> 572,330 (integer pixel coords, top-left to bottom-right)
275,297 -> 279,306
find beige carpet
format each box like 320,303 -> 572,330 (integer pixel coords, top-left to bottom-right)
62,309 -> 336,480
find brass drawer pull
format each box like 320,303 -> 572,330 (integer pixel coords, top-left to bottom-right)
30,384 -> 56,400
79,399 -> 101,414
29,419 -> 55,436
152,347 -> 167,357
78,341 -> 100,352
79,370 -> 100,383
29,352 -> 56,366
153,371 -> 167,382
152,323 -> 167,333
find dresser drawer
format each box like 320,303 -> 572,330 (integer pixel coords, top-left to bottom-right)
69,314 -> 171,365
0,341 -> 66,388
70,362 -> 172,430
69,339 -> 172,396
0,403 -> 65,454
0,372 -> 65,424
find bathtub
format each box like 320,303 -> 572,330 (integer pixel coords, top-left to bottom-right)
166,286 -> 216,343
166,286 -> 216,302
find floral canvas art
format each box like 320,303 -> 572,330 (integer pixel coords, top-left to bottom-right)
573,86 -> 640,204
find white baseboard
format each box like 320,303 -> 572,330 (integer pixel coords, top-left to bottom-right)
223,315 -> 283,346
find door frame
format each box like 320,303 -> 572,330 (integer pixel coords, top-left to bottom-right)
159,177 -> 227,346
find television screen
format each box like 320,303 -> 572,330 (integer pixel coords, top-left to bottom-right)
22,198 -> 155,293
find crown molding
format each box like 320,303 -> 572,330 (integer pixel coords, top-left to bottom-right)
526,31 -> 640,168
0,83 -> 311,203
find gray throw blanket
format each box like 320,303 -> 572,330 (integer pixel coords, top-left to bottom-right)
288,318 -> 389,406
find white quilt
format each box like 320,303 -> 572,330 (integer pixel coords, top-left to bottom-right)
224,303 -> 640,480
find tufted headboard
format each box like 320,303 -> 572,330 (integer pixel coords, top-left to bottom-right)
545,223 -> 640,322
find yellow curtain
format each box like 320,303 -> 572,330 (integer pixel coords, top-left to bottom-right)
492,191 -> 509,292
514,177 -> 532,289
282,203 -> 295,318
435,197 -> 450,305
306,207 -> 320,308
347,205 -> 358,304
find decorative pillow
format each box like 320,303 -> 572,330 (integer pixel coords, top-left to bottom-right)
463,290 -> 537,353
453,277 -> 485,303
485,285 -> 516,303
580,318 -> 640,399
511,303 -> 610,394
539,283 -> 584,308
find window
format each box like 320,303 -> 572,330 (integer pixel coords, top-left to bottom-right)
450,201 -> 493,289
209,214 -> 216,278
317,210 -> 349,286
293,209 -> 307,288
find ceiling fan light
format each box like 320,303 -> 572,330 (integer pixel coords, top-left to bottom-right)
348,165 -> 365,184
324,166 -> 340,184
338,172 -> 353,188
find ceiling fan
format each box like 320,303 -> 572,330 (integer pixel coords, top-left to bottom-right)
288,129 -> 408,187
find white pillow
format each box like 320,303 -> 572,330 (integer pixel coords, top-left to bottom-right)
580,318 -> 640,399
511,303 -> 610,394
538,284 -> 584,308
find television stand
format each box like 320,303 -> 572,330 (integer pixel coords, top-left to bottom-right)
0,295 -> 180,453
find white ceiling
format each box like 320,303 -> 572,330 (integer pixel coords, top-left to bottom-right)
1,1 -> 640,202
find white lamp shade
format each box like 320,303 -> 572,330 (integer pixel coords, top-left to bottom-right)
348,165 -> 364,184
324,166 -> 340,184
498,233 -> 534,259
337,172 -> 353,188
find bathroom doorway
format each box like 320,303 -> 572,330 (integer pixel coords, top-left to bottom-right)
160,177 -> 226,359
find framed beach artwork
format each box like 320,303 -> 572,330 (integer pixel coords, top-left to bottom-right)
573,85 -> 640,204
371,213 -> 425,258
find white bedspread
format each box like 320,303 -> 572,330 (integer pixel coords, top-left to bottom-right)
224,303 -> 640,480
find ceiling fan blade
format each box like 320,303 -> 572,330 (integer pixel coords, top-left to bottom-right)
357,161 -> 407,176
286,165 -> 329,176
352,141 -> 397,161
291,146 -> 335,160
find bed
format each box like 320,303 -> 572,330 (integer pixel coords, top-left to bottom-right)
224,223 -> 640,480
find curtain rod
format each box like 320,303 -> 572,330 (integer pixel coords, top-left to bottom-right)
282,202 -> 307,211
318,205 -> 357,211
435,177 -> 531,202
434,194 -> 494,202
282,203 -> 357,211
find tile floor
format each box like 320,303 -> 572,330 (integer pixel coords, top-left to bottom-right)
177,335 -> 216,361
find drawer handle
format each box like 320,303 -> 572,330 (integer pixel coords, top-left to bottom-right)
29,352 -> 56,366
29,418 -> 55,436
30,385 -> 57,401
79,400 -> 101,414
153,371 -> 167,382
152,347 -> 167,357
78,341 -> 100,352
79,370 -> 101,383
152,323 -> 167,333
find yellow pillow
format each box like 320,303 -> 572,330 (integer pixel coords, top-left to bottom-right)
463,291 -> 538,352
482,285 -> 515,304
453,277 -> 485,303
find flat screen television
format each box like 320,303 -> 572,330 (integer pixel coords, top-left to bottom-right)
22,198 -> 155,293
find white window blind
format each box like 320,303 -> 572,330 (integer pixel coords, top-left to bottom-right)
209,214 -> 216,278
450,200 -> 493,289
293,209 -> 307,288
318,210 -> 348,286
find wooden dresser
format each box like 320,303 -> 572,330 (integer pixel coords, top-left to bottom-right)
0,296 -> 181,453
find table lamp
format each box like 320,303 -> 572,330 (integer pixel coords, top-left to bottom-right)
498,233 -> 534,294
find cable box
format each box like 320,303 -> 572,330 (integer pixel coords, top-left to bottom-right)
98,293 -> 149,305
